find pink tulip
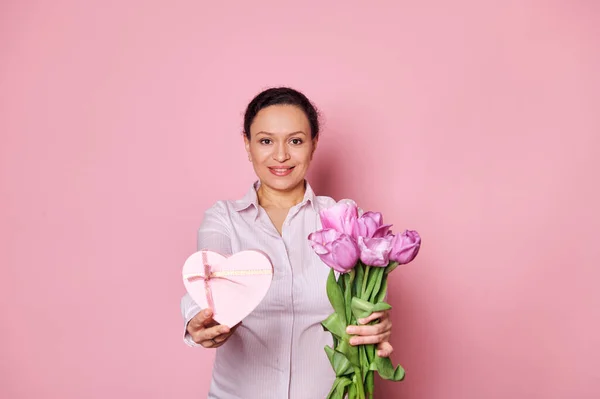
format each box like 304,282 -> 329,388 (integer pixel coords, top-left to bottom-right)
357,235 -> 394,267
352,211 -> 392,240
308,229 -> 360,273
389,230 -> 421,264
319,201 -> 359,236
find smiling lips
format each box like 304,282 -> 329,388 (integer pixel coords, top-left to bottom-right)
268,166 -> 295,176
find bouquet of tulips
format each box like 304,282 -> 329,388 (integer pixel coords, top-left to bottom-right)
308,200 -> 421,399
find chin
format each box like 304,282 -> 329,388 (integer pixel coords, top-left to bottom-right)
260,174 -> 304,192
267,180 -> 298,191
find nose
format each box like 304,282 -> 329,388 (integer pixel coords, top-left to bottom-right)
272,143 -> 290,162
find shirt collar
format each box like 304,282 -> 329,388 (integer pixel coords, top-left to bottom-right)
232,180 -> 316,214
231,181 -> 260,213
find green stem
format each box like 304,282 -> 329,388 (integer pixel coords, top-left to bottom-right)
367,370 -> 374,399
362,264 -> 370,298
348,381 -> 357,399
353,367 -> 366,399
344,270 -> 355,325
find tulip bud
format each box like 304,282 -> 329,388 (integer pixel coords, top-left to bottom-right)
357,235 -> 394,267
319,201 -> 359,236
389,230 -> 421,264
352,211 -> 392,240
308,229 -> 360,273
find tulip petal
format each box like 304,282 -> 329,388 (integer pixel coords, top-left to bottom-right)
308,228 -> 359,273
389,230 -> 421,264
372,224 -> 393,238
357,236 -> 393,267
320,201 -> 359,236
352,211 -> 392,240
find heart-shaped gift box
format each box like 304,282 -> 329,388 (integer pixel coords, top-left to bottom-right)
182,249 -> 274,327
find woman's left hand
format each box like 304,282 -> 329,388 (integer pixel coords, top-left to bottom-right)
345,309 -> 394,358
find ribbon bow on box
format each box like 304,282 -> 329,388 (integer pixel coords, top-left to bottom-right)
182,249 -> 274,327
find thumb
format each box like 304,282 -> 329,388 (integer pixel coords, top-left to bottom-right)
376,341 -> 394,358
194,308 -> 215,327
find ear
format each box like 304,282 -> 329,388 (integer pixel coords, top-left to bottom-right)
310,138 -> 318,159
243,132 -> 251,156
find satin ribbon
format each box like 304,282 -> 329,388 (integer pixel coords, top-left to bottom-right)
183,250 -> 272,312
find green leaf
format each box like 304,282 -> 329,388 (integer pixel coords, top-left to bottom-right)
337,336 -> 360,366
351,297 -> 392,321
370,355 -> 406,381
326,377 -> 340,399
326,268 -> 347,324
326,376 -> 353,399
325,345 -> 354,377
322,312 -> 347,338
333,376 -> 352,399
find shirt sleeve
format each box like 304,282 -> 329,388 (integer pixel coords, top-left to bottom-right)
181,201 -> 233,347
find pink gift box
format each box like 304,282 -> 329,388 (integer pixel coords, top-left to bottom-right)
182,249 -> 274,327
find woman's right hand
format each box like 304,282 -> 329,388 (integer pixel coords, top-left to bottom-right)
186,308 -> 239,348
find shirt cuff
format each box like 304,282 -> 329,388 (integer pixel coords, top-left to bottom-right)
182,300 -> 202,347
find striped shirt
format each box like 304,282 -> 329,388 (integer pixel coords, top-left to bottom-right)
181,180 -> 351,399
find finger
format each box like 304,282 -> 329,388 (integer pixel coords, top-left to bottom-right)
207,321 -> 243,347
204,336 -> 223,348
190,308 -> 216,329
201,309 -> 220,328
358,311 -> 386,325
220,321 -> 243,339
196,324 -> 231,346
204,324 -> 238,348
346,319 -> 391,336
376,341 -> 394,357
346,324 -> 381,337
206,324 -> 231,339
349,332 -> 389,346
212,328 -> 235,344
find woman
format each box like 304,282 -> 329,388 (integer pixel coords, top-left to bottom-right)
180,87 -> 394,398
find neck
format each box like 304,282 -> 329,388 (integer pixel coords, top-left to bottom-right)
257,180 -> 306,209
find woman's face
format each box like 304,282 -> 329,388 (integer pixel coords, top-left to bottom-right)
244,104 -> 317,193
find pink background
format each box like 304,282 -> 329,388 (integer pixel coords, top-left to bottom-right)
1,1 -> 599,398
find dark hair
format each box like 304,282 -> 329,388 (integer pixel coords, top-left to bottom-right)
243,87 -> 320,140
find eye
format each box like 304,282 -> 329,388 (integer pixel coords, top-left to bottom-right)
259,138 -> 272,145
290,138 -> 303,145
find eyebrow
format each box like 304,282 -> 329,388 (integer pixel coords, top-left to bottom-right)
255,131 -> 307,137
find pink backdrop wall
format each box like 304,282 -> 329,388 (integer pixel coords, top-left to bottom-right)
1,1 -> 598,398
